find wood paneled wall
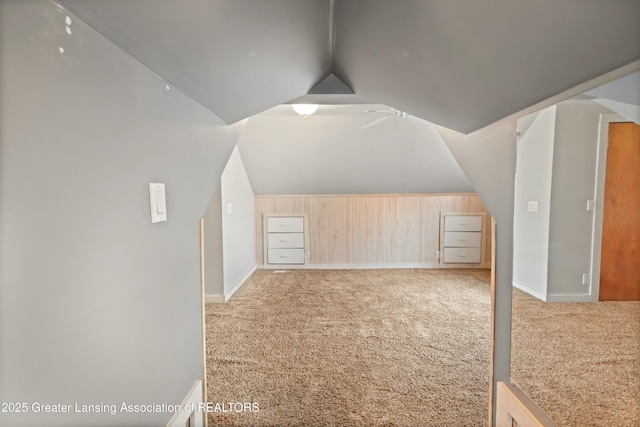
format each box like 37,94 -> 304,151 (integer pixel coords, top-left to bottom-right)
255,194 -> 491,268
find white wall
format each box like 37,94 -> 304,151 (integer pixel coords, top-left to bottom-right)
513,106 -> 556,299
547,101 -> 613,300
203,147 -> 256,300
220,147 -> 256,296
0,2 -> 243,425
513,100 -> 622,302
238,105 -> 473,195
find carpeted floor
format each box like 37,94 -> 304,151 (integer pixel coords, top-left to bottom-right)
205,269 -> 492,426
511,288 -> 640,427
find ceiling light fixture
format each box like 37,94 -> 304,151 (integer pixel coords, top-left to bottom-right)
292,104 -> 318,117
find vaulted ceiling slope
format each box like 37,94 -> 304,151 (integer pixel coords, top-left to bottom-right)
60,0 -> 640,133
59,0 -> 332,124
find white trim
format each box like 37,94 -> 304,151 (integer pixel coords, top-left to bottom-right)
546,294 -> 594,303
513,281 -> 548,302
258,263 -> 490,270
224,264 -> 257,301
514,281 -> 597,303
166,380 -> 204,427
205,264 -> 257,303
590,114 -> 628,302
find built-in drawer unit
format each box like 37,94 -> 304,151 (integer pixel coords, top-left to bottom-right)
440,212 -> 486,265
264,215 -> 306,266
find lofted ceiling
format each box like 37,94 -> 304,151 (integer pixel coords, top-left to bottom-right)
60,0 -> 640,133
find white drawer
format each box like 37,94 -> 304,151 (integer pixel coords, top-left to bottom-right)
444,231 -> 481,248
443,247 -> 481,264
268,232 -> 304,249
268,248 -> 305,264
444,215 -> 482,232
267,217 -> 304,233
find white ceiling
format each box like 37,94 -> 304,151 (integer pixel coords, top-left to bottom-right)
59,0 -> 640,134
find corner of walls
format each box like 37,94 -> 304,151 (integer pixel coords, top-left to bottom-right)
546,101 -> 614,300
221,147 -> 257,297
204,146 -> 257,303
512,105 -> 556,299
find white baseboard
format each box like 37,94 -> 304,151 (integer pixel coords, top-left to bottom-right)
258,263 -> 490,270
513,281 -> 548,301
513,281 -> 594,303
205,264 -> 257,303
224,265 -> 257,301
546,294 -> 594,303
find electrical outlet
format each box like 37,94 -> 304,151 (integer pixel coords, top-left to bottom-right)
586,200 -> 595,211
305,250 -> 310,258
435,250 -> 440,259
582,273 -> 591,285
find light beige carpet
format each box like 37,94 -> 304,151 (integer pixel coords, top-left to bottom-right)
511,288 -> 640,427
205,269 -> 491,426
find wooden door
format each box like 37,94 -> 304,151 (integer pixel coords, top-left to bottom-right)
600,122 -> 640,301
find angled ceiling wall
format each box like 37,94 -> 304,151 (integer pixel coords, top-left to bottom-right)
332,0 -> 640,133
60,0 -> 640,133
60,0 -> 332,124
237,104 -> 472,194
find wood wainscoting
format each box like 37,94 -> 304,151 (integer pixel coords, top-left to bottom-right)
255,193 -> 491,268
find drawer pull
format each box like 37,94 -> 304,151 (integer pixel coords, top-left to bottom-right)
457,254 -> 467,258
280,255 -> 291,258
458,238 -> 468,242
279,239 -> 290,242
279,224 -> 288,227
459,222 -> 468,225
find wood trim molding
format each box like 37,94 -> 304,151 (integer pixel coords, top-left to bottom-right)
489,217 -> 496,426
198,219 -> 208,427
495,382 -> 558,427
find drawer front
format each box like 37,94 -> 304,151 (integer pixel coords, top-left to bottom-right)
444,231 -> 482,248
267,217 -> 304,233
268,232 -> 304,249
444,215 -> 482,232
268,248 -> 305,264
443,247 -> 482,264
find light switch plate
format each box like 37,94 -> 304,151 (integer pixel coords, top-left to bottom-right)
149,183 -> 167,223
527,201 -> 538,212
